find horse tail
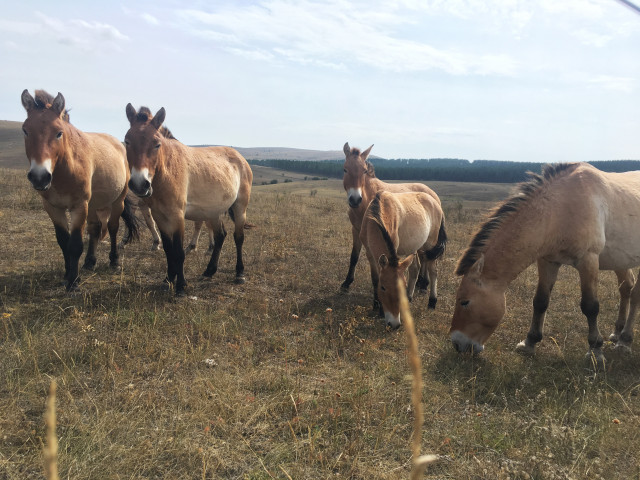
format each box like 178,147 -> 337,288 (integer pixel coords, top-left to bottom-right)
425,218 -> 447,260
228,206 -> 257,229
121,196 -> 141,243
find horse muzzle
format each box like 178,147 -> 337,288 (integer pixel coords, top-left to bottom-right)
128,178 -> 152,198
450,330 -> 484,354
348,196 -> 362,208
27,170 -> 52,191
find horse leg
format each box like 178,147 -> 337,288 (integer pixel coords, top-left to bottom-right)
140,203 -> 160,250
83,216 -> 100,271
207,224 -> 215,253
230,203 -> 249,284
66,203 -> 88,291
185,220 -> 203,255
609,269 -> 634,343
203,218 -> 226,278
516,259 -> 560,355
616,268 -> 640,352
575,254 -> 605,364
341,225 -> 362,291
159,224 -> 187,295
44,201 -> 71,283
107,199 -> 125,268
406,254 -> 420,302
417,252 -> 429,292
426,259 -> 438,309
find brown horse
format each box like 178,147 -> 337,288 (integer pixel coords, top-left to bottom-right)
341,143 -> 443,308
360,191 -> 447,328
21,89 -> 138,290
124,104 -> 253,295
450,163 -> 639,362
120,191 -> 214,253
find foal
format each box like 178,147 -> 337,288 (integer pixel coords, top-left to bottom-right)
21,89 -> 138,290
360,191 -> 447,328
124,104 -> 253,295
342,143 -> 442,307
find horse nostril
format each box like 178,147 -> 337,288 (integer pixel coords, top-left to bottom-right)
143,179 -> 151,190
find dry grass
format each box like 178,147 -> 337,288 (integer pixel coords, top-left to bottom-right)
1,168 -> 639,479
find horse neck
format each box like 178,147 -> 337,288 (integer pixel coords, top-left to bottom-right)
481,202 -> 549,285
362,175 -> 386,205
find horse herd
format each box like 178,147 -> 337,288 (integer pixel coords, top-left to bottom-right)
19,89 -> 640,363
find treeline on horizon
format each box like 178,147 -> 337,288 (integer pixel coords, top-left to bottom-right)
248,158 -> 640,183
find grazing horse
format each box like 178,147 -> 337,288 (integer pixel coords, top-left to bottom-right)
21,89 -> 138,290
124,104 -> 253,295
341,143 -> 443,308
120,191 -> 215,253
450,163 -> 639,362
360,191 -> 447,328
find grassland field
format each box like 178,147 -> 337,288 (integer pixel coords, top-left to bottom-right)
0,167 -> 639,479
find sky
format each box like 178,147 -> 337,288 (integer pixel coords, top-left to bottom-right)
1,0 -> 639,162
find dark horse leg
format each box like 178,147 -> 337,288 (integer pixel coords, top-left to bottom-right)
203,217 -> 226,278
341,225 -> 362,291
160,228 -> 187,295
575,254 -> 605,364
46,201 -> 85,291
516,258 -> 560,355
82,217 -> 101,271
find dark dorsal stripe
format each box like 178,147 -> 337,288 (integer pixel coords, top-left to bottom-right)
455,162 -> 579,276
368,193 -> 399,267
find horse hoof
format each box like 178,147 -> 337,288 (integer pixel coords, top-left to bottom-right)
609,333 -> 620,343
151,242 -> 161,251
82,262 -> 96,271
184,245 -> 195,255
614,342 -> 632,354
428,298 -> 437,309
234,276 -> 246,285
585,349 -> 606,369
515,341 -> 535,356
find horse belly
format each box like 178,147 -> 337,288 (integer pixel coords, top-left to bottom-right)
396,222 -> 430,255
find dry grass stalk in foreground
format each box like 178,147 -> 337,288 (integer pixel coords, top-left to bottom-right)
398,278 -> 438,479
44,380 -> 59,480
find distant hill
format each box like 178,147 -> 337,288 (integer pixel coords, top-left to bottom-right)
0,120 -> 26,169
0,119 -> 357,169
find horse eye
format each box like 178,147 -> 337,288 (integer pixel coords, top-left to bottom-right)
154,143 -> 161,149
56,131 -> 63,139
343,168 -> 347,173
460,300 -> 470,307
380,286 -> 386,292
124,139 -> 130,146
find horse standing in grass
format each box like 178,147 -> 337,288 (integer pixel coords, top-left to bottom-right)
360,191 -> 447,328
450,163 -> 639,362
124,104 -> 253,295
21,89 -> 138,291
341,143 -> 443,308
120,191 -> 215,253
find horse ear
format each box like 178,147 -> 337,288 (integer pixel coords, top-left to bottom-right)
151,107 -> 166,130
51,92 -> 65,117
378,254 -> 389,269
21,89 -> 36,112
343,142 -> 351,156
399,254 -> 415,272
361,144 -> 374,161
126,103 -> 137,124
470,254 -> 485,276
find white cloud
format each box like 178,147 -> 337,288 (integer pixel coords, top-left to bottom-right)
588,75 -> 637,93
141,13 -> 160,25
177,1 -> 518,75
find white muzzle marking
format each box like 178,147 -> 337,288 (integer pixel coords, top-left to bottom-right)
450,330 -> 484,354
384,311 -> 401,329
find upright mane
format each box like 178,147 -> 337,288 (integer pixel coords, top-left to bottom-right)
367,193 -> 398,267
455,163 -> 579,276
134,106 -> 176,140
33,89 -> 70,123
346,147 -> 375,177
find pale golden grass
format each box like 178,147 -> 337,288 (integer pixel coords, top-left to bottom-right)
43,380 -> 58,480
0,168 -> 639,479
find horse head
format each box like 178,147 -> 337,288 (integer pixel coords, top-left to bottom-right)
342,142 -> 374,208
377,253 -> 414,329
449,255 -> 506,354
124,104 -> 167,198
21,89 -> 69,191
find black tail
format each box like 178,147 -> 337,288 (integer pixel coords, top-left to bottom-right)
121,196 -> 141,243
425,218 -> 447,260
